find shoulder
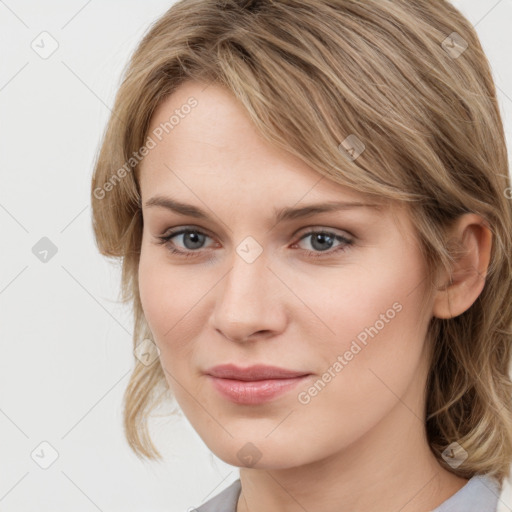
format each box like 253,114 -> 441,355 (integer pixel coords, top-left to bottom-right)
432,473 -> 502,512
194,479 -> 242,512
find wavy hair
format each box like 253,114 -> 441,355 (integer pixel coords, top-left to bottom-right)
90,0 -> 512,484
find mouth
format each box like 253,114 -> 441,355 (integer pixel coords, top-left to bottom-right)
204,364 -> 312,405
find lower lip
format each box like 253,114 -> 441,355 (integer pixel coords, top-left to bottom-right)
207,375 -> 310,405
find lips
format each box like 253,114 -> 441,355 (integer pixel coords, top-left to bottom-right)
205,364 -> 312,405
205,363 -> 310,381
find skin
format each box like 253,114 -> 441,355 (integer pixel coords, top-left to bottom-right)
137,81 -> 492,511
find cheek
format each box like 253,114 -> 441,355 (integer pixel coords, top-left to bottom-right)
306,256 -> 425,346
138,251 -> 166,335
138,253 -> 201,400
138,249 -> 185,349
138,248 -> 211,360
306,245 -> 429,382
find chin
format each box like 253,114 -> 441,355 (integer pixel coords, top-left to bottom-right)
202,435 -> 309,470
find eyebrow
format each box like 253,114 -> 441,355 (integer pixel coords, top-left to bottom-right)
144,195 -> 383,224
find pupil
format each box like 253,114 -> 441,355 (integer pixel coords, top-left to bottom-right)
312,233 -> 333,251
185,232 -> 204,249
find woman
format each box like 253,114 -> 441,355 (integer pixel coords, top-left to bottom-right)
90,1 -> 512,510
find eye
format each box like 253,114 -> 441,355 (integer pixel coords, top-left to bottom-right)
155,228 -> 216,258
292,229 -> 354,258
153,227 -> 354,259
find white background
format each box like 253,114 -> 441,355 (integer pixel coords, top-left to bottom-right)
0,1 -> 511,511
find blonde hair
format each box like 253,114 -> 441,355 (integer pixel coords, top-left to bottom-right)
90,0 -> 512,484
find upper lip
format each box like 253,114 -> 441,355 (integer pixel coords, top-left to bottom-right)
205,364 -> 310,381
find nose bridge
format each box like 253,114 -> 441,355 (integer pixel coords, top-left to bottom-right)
212,240 -> 282,340
222,243 -> 270,315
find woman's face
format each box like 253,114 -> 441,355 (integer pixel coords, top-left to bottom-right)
138,81 -> 435,469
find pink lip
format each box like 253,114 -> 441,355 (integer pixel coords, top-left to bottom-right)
205,364 -> 310,380
207,375 -> 310,404
205,364 -> 312,405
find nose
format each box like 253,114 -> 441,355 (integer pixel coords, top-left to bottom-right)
210,247 -> 287,343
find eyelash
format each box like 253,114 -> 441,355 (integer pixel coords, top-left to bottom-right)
154,227 -> 354,260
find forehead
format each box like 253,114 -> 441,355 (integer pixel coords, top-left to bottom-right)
141,81 -> 380,202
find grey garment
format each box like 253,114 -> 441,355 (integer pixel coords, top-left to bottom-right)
195,479 -> 241,512
431,474 -> 501,512
194,474 -> 501,512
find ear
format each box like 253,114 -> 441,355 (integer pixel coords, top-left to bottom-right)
432,213 -> 493,319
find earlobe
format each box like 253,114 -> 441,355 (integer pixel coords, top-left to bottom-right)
432,214 -> 493,320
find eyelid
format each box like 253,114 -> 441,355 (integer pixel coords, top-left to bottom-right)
293,225 -> 354,239
159,225 -> 215,239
